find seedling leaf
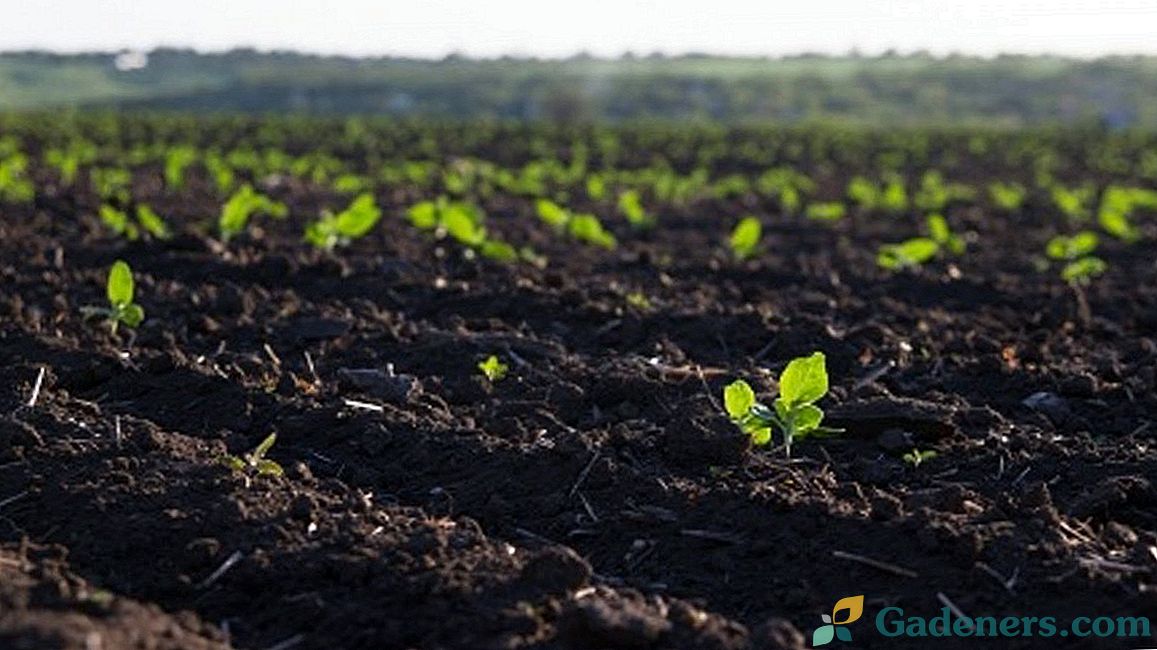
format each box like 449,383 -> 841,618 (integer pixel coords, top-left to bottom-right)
107,260 -> 134,306
777,352 -> 828,407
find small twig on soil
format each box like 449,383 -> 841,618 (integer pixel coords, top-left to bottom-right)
196,550 -> 244,590
343,398 -> 384,412
115,415 -> 123,448
514,527 -> 558,546
697,365 -> 722,412
263,343 -> 282,368
569,451 -> 601,498
681,529 -> 745,545
265,634 -> 305,650
1011,466 -> 1032,486
832,550 -> 919,578
27,366 -> 46,408
974,561 -> 1019,593
0,492 -> 28,511
937,592 -> 975,632
752,337 -> 777,363
303,351 -> 320,385
1056,518 -> 1095,545
853,361 -> 894,391
1078,555 -> 1148,574
577,492 -> 599,523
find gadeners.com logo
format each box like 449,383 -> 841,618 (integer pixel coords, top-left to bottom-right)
812,595 -> 864,646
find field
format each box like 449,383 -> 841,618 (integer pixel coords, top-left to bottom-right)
1,115 -> 1155,649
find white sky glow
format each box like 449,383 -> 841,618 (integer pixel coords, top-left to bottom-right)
5,0 -> 1157,58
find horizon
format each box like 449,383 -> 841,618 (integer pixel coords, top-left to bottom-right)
5,46 -> 1157,63
8,0 -> 1157,60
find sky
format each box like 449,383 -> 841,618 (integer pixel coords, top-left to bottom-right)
5,0 -> 1157,58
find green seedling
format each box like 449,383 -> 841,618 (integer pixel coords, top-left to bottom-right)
222,433 -> 284,479
926,214 -> 965,255
478,355 -> 509,382
163,146 -> 197,190
409,198 -> 530,263
1050,183 -> 1095,222
877,214 -> 963,270
805,201 -> 846,222
617,190 -> 654,229
902,448 -> 938,467
1097,185 -> 1157,243
535,199 -> 617,249
988,182 -> 1026,212
82,260 -> 145,334
877,238 -> 939,270
219,184 -> 288,241
90,167 -> 132,204
1045,231 -> 1105,285
723,351 -> 841,457
626,291 -> 652,311
729,216 -> 762,260
568,214 -> 617,249
100,204 -> 171,241
847,176 -> 880,211
305,192 -> 382,251
0,154 -> 35,203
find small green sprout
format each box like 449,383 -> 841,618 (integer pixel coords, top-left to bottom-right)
988,182 -> 1026,212
926,214 -> 965,255
1045,231 -> 1106,285
723,351 -> 841,457
877,238 -> 939,270
82,260 -> 145,334
135,205 -> 171,240
568,214 -> 617,249
902,448 -> 938,468
535,199 -> 617,249
222,433 -> 284,479
617,190 -> 654,229
304,192 -> 382,251
478,355 -> 509,382
877,214 -> 964,270
219,184 -> 288,241
626,291 -> 652,311
729,216 -> 762,260
805,202 -> 846,222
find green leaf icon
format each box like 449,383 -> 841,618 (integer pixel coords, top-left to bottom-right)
812,624 -> 835,646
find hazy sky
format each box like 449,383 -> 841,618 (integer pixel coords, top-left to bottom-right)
6,0 -> 1157,58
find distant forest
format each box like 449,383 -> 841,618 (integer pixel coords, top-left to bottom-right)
3,49 -> 1157,127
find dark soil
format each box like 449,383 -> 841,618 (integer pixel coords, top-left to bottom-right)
2,142 -> 1156,650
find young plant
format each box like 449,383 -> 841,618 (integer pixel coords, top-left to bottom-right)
568,214 -> 617,250
902,448 -> 938,468
409,198 -> 530,263
925,214 -> 965,255
729,216 -> 762,260
304,192 -> 382,251
723,351 -> 841,457
877,214 -> 963,270
535,199 -> 617,249
478,355 -> 509,382
222,433 -> 284,480
82,260 -> 145,334
1045,231 -> 1106,284
0,154 -> 35,203
219,184 -> 288,241
805,201 -> 846,222
617,190 -> 655,229
988,182 -> 1026,212
100,204 -> 171,241
1045,230 -> 1106,326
